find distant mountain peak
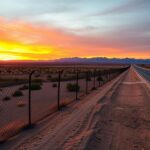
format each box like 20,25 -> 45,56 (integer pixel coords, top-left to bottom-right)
53,57 -> 150,64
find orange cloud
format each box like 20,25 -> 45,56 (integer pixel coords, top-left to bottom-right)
0,18 -> 150,60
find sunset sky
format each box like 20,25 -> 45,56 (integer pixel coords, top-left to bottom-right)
0,0 -> 150,60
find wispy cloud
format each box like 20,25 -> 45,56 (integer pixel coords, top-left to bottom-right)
94,0 -> 150,16
1,18 -> 150,59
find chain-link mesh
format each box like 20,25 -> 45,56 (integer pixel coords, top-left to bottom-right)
0,64 -> 129,142
0,70 -> 29,142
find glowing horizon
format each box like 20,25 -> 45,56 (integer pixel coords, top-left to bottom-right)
0,0 -> 150,60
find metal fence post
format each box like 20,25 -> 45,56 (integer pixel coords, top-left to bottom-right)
57,71 -> 62,110
86,71 -> 89,94
76,70 -> 79,100
93,69 -> 96,90
107,71 -> 110,81
98,70 -> 101,87
28,71 -> 34,127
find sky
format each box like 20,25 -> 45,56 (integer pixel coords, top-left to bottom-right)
0,0 -> 150,60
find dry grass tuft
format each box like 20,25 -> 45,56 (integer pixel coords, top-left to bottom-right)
16,100 -> 26,107
0,120 -> 26,143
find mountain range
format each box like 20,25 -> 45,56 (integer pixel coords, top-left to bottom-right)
1,57 -> 150,64
53,57 -> 150,64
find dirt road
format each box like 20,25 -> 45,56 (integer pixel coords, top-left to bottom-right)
2,66 -> 150,150
86,67 -> 150,150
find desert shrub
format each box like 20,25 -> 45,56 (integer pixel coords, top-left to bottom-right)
52,83 -> 57,88
63,74 -> 67,78
30,83 -> 41,90
47,75 -> 51,79
19,84 -> 29,90
91,86 -> 96,91
14,78 -> 19,82
12,90 -> 23,97
86,77 -> 91,81
3,96 -> 11,101
97,76 -> 103,81
32,79 -> 43,84
34,74 -> 40,78
19,82 -> 42,91
66,83 -> 80,92
16,100 -> 26,107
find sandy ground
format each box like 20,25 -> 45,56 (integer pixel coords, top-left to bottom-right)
0,78 -> 96,128
0,69 -> 126,150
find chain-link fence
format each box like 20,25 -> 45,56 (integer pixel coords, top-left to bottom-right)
0,65 -> 129,143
